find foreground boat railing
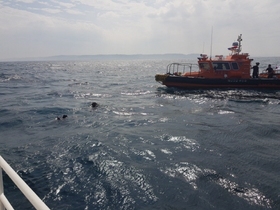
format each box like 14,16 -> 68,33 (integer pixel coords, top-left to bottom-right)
166,63 -> 199,75
0,155 -> 50,210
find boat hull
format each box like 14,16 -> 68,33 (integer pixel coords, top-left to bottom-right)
155,74 -> 280,89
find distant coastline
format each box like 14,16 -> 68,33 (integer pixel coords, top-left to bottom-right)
1,53 -> 200,62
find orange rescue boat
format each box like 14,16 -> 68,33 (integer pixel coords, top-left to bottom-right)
155,34 -> 280,89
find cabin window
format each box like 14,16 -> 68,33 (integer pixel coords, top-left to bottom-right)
231,62 -> 239,70
213,62 -> 230,70
199,63 -> 210,70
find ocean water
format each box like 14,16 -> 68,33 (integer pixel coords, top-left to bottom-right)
0,58 -> 280,210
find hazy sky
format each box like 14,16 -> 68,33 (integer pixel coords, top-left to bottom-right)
1,0 -> 280,60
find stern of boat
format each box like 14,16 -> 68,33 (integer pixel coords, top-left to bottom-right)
259,69 -> 280,79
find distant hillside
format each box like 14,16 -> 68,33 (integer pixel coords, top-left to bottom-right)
45,54 -> 200,61
2,54 -> 200,62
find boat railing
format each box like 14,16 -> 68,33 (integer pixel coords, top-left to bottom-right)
0,155 -> 50,210
260,69 -> 280,74
166,63 -> 199,75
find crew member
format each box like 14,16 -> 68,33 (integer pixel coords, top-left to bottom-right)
252,62 -> 260,78
266,64 -> 274,78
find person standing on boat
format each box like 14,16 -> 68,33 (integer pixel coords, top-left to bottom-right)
266,64 -> 274,78
252,62 -> 260,78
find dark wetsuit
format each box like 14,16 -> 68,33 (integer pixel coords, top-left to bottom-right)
267,67 -> 274,78
252,65 -> 259,78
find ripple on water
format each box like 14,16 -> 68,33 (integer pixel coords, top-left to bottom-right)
161,135 -> 200,152
38,136 -> 159,209
161,162 -> 272,208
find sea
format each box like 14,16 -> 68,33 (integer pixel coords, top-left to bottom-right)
0,57 -> 280,210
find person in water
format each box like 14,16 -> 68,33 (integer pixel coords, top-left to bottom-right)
91,102 -> 98,108
252,62 -> 260,78
56,115 -> 67,120
266,64 -> 274,78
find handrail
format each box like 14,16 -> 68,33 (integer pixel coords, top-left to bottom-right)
166,63 -> 199,75
261,69 -> 280,74
0,156 -> 50,210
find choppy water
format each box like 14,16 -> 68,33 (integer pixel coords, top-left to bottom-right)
0,58 -> 280,210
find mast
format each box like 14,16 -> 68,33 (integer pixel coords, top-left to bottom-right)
237,34 -> 242,54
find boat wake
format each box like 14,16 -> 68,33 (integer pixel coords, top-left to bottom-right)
156,87 -> 280,102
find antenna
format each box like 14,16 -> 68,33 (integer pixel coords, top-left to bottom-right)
210,26 -> 213,59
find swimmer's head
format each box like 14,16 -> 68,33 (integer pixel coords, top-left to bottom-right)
91,102 -> 98,108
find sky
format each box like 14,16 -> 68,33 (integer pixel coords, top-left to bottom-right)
1,0 -> 280,60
